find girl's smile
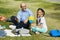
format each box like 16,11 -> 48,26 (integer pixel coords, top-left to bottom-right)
37,10 -> 43,18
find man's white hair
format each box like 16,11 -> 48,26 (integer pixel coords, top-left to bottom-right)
20,3 -> 26,7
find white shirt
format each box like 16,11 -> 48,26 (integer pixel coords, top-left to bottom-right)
37,17 -> 47,29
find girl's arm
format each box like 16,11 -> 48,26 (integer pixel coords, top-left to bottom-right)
38,17 -> 45,28
38,23 -> 43,28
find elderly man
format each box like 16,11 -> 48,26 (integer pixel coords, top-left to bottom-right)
16,3 -> 33,29
0,3 -> 34,29
8,3 -> 34,29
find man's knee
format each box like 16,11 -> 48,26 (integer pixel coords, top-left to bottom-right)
11,16 -> 17,21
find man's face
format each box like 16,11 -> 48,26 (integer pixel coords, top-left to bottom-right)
20,4 -> 26,11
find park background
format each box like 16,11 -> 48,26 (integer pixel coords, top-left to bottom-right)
0,0 -> 60,40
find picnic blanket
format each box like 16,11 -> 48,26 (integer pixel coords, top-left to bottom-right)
15,28 -> 31,36
4,29 -> 31,37
4,29 -> 20,37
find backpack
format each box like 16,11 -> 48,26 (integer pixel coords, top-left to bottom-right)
49,30 -> 60,37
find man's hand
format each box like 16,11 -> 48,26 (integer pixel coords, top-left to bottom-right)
0,16 -> 6,22
24,19 -> 28,24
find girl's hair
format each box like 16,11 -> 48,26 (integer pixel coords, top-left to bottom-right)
37,8 -> 45,16
36,8 -> 45,25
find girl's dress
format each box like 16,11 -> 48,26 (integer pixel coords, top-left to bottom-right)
31,17 -> 48,33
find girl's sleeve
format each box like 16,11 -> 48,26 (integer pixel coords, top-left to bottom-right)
40,17 -> 46,24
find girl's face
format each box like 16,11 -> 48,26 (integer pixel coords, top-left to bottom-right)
37,10 -> 43,17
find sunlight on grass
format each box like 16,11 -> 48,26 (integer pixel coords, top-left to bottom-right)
0,0 -> 60,40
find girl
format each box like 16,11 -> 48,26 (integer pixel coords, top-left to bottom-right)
31,8 -> 48,34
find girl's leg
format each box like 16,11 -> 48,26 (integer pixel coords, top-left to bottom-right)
36,27 -> 47,33
31,27 -> 40,34
31,27 -> 37,32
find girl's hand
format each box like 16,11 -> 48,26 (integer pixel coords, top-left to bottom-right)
31,23 -> 36,26
38,23 -> 43,28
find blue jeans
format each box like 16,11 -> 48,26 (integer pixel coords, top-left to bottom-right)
7,16 -> 30,29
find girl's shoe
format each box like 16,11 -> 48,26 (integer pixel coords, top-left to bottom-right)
35,32 -> 40,35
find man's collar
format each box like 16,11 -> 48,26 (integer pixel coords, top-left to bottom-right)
21,9 -> 27,12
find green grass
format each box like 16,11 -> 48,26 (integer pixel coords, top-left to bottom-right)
0,0 -> 60,40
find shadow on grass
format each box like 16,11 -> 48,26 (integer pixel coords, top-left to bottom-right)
53,3 -> 60,10
0,21 -> 10,28
14,0 -> 42,3
38,2 -> 60,10
15,0 -> 28,1
0,1 -> 8,4
46,12 -> 60,20
0,1 -> 4,4
0,7 -> 17,14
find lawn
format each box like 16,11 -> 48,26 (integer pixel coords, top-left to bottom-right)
0,0 -> 60,40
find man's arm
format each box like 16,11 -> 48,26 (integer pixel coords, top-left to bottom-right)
24,19 -> 28,24
28,9 -> 34,16
17,11 -> 21,22
24,9 -> 34,24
